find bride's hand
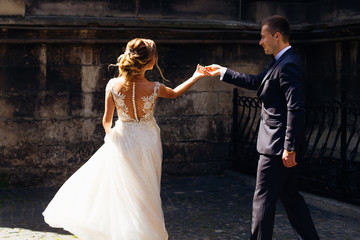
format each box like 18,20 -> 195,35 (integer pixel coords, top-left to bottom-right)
192,64 -> 209,78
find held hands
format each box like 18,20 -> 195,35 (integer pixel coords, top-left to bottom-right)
282,149 -> 297,168
192,64 -> 208,78
195,64 -> 225,77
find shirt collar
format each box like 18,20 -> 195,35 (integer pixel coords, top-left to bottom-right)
275,46 -> 291,61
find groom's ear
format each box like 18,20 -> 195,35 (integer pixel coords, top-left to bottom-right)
274,32 -> 280,39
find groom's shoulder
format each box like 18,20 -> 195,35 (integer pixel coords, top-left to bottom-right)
285,49 -> 303,63
280,51 -> 303,68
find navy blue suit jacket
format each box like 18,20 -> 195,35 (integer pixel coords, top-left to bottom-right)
223,48 -> 305,156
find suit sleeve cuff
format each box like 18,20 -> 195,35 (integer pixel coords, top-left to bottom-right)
219,67 -> 227,81
284,139 -> 296,152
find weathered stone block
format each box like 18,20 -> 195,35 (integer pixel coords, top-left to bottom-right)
218,92 -> 233,115
0,0 -> 25,16
81,66 -> 100,92
65,141 -> 103,165
163,142 -> 231,163
2,143 -> 37,162
190,76 -> 234,92
79,118 -> 103,142
26,0 -> 136,17
0,44 -> 42,66
38,93 -> 70,118
99,46 -> 123,67
183,142 -> 231,162
243,1 -> 308,23
39,145 -> 67,166
70,92 -> 105,119
69,91 -> 83,116
80,46 -> 94,66
187,92 -> 219,115
39,119 -> 81,144
0,119 -> 54,147
9,144 -> 38,167
13,94 -> 37,118
41,118 -> 102,144
46,65 -> 82,92
46,44 -> 65,65
0,94 -> 37,118
0,96 -> 15,118
46,44 -> 83,66
0,120 -> 23,146
91,91 -> 106,116
160,45 -> 203,67
157,117 -> 181,142
158,115 -> 232,142
80,92 -> 104,117
97,66 -> 114,91
162,142 -> 186,163
161,0 -> 239,20
138,0 -> 161,15
155,92 -> 219,117
0,66 -> 40,92
92,121 -> 106,142
162,160 -> 231,177
67,46 -> 83,65
81,93 -> 96,117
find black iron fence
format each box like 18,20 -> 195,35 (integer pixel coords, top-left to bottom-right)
232,88 -> 360,205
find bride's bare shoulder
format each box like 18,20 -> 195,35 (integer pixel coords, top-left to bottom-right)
105,77 -> 126,94
109,77 -> 127,89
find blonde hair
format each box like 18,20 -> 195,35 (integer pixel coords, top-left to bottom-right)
109,38 -> 166,82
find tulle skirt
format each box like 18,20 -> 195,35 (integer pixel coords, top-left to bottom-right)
43,119 -> 168,240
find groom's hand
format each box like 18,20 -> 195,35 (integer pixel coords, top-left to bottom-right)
204,64 -> 225,77
282,149 -> 297,168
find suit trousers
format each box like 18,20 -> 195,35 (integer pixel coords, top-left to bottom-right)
250,154 -> 319,240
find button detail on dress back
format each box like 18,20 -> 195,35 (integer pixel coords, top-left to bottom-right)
132,83 -> 139,122
108,78 -> 160,122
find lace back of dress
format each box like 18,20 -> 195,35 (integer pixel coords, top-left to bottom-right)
107,78 -> 160,122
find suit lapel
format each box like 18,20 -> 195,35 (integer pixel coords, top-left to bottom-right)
257,48 -> 294,96
261,60 -> 278,84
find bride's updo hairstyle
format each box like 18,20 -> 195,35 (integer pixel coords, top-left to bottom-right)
109,38 -> 166,82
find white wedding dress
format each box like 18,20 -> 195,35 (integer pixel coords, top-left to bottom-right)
43,78 -> 168,240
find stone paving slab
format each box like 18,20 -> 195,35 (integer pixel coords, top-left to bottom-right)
0,172 -> 360,240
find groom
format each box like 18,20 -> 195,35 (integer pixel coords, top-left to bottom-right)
207,15 -> 319,240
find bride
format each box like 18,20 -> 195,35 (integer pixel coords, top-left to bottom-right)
43,38 -> 208,240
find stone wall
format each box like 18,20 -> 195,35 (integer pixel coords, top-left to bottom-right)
25,0 -> 241,20
241,0 -> 360,24
0,41 -> 247,187
0,0 -> 360,187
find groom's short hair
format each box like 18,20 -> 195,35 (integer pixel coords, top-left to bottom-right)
261,15 -> 291,43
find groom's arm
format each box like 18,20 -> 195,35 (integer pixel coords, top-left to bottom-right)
280,61 -> 306,153
221,68 -> 268,91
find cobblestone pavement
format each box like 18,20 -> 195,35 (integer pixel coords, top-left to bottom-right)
1,171 -> 360,240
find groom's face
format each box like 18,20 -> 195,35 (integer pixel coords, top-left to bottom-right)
259,25 -> 277,56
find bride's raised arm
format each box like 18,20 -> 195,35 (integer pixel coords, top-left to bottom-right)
159,65 -> 207,99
